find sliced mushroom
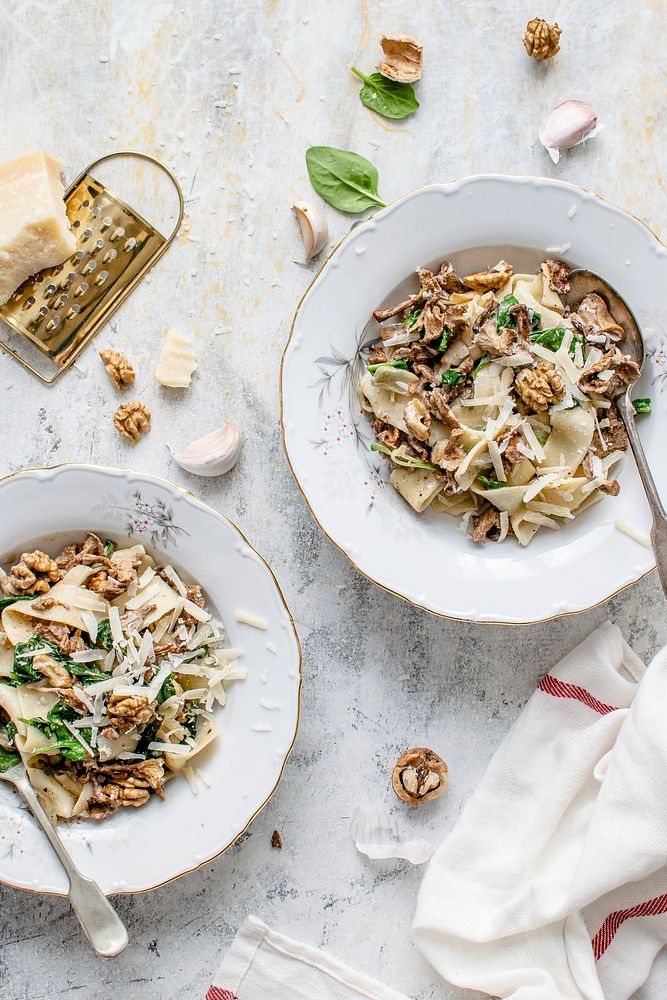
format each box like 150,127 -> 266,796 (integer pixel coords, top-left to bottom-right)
463,260 -> 514,292
392,747 -> 448,805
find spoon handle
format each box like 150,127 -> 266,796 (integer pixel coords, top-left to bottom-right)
617,393 -> 667,595
14,774 -> 128,957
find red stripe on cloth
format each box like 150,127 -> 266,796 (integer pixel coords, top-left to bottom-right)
206,988 -> 240,1000
592,893 -> 667,959
537,675 -> 619,716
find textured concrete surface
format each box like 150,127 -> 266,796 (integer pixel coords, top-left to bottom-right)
0,1 -> 666,998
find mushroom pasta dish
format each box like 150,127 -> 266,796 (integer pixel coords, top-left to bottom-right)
361,258 -> 642,545
0,534 -> 244,821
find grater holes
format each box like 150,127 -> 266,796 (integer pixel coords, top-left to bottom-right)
83,228 -> 93,239
123,237 -> 137,253
73,282 -> 89,298
101,216 -> 113,230
81,260 -> 96,276
44,284 -> 57,299
72,220 -> 81,229
65,304 -> 81,320
22,296 -> 36,310
53,294 -> 68,310
110,227 -> 125,242
72,250 -> 85,263
102,248 -> 117,264
92,239 -> 105,255
45,315 -> 61,332
94,270 -> 109,286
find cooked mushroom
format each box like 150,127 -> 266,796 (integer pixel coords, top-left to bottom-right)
392,747 -> 448,805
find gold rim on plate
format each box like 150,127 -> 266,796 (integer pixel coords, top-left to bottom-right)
280,173 -> 660,626
0,462 -> 302,897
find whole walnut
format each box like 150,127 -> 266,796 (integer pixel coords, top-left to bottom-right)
114,401 -> 151,443
523,17 -> 561,60
100,349 -> 135,390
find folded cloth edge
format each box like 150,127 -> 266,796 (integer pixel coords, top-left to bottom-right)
214,915 -> 411,1000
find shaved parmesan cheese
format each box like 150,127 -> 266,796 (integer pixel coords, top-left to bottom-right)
266,640 -> 278,654
162,565 -> 187,597
523,473 -> 560,504
80,609 -> 100,643
137,567 -> 156,589
62,720 -> 94,756
583,347 -> 603,371
521,421 -> 545,463
581,477 -> 605,496
615,518 -> 652,548
148,740 -> 191,754
109,605 -> 123,646
197,768 -> 212,788
85,675 -> 125,696
498,511 -> 509,542
234,610 -> 268,629
182,598 -> 210,623
488,440 -> 506,482
70,649 -> 107,663
523,511 -> 558,529
527,501 -> 574,519
183,766 -> 199,793
460,393 -> 509,408
593,409 -> 608,452
496,353 -> 534,367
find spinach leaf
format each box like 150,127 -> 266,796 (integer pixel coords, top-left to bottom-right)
497,294 -> 519,329
438,327 -> 451,352
156,674 -> 176,706
306,146 -> 386,214
3,636 -> 106,688
472,354 -> 492,378
97,618 -> 113,650
0,594 -> 35,611
351,67 -> 419,120
441,369 -> 465,386
477,475 -> 505,490
0,748 -> 20,772
6,722 -> 16,747
633,398 -> 651,414
497,293 -> 541,332
22,704 -> 91,762
404,308 -> 422,327
530,327 -> 585,357
368,358 -> 409,374
370,442 -> 438,472
103,539 -> 117,558
135,719 -> 162,759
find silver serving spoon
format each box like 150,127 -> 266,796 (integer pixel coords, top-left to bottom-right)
0,760 -> 128,957
564,269 -> 667,595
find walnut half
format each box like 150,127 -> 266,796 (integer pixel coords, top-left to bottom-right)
100,349 -> 135,390
523,17 -> 561,61
515,362 -> 566,411
392,747 -> 448,805
114,401 -> 151,443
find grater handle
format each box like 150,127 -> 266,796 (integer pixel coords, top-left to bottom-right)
77,150 -> 185,245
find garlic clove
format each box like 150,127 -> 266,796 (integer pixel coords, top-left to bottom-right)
171,423 -> 242,477
540,100 -> 600,164
292,201 -> 328,259
349,806 -> 434,865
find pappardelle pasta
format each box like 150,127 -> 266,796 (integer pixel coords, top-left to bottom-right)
361,258 -> 641,545
0,534 -> 245,822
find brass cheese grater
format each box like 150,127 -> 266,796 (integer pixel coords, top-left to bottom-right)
0,150 -> 184,383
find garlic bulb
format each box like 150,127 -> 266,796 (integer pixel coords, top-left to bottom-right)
292,201 -> 328,259
171,424 -> 242,477
540,100 -> 600,164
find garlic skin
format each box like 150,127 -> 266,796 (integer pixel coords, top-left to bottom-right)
349,806 -> 433,865
171,424 -> 242,477
292,201 -> 328,259
540,100 -> 600,164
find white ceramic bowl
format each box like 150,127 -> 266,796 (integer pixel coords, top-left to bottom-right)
0,464 -> 301,895
281,176 -> 667,624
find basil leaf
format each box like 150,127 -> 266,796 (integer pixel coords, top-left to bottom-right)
368,358 -> 408,373
476,475 -> 504,490
404,309 -> 422,327
438,327 -> 451,352
441,369 -> 465,386
351,67 -> 419,120
306,146 -> 386,214
103,539 -> 117,558
97,618 -> 113,650
0,594 -> 35,611
0,748 -> 20,772
633,398 -> 651,414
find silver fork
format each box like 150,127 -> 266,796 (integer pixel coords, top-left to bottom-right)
0,761 -> 128,957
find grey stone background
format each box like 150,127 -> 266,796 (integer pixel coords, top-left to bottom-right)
0,1 -> 665,997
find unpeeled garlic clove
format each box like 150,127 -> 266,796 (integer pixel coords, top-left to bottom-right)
171,424 -> 242,477
540,100 -> 600,164
292,201 -> 328,259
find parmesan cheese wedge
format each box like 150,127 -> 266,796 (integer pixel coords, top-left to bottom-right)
155,328 -> 197,388
0,152 -> 76,305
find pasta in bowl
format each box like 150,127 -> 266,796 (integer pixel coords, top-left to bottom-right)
0,533 -> 239,823
281,176 -> 664,622
361,256 -> 640,546
0,465 -> 300,895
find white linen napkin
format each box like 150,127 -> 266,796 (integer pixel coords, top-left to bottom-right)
206,916 -> 410,1000
413,621 -> 667,1000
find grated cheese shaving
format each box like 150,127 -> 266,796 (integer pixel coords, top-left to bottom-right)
498,510 -> 509,542
615,518 -> 652,548
234,610 -> 268,629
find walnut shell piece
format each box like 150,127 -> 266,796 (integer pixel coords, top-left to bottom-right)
113,401 -> 151,443
376,34 -> 423,83
100,349 -> 136,390
523,17 -> 561,61
392,747 -> 448,805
